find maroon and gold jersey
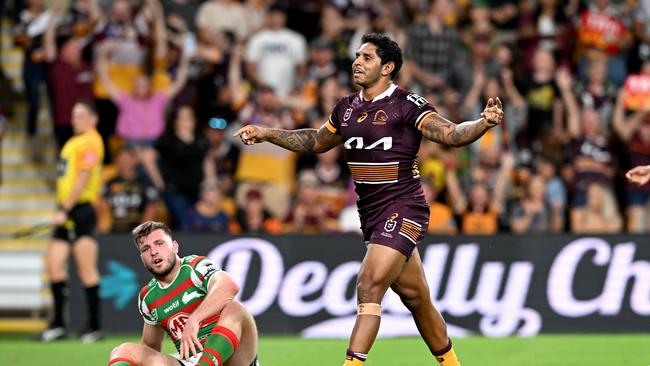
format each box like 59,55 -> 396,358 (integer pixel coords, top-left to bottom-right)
324,84 -> 437,213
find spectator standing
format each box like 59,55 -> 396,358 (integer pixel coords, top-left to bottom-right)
43,2 -> 95,149
613,91 -> 650,232
404,0 -> 465,92
557,68 -> 616,230
96,39 -> 190,190
14,0 -> 50,138
244,3 -> 308,97
156,106 -> 211,229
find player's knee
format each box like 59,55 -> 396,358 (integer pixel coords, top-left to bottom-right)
356,277 -> 387,303
221,300 -> 246,319
398,287 -> 431,311
111,342 -> 140,358
219,300 -> 248,334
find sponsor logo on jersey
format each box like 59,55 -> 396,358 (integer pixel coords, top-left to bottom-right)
372,110 -> 388,125
344,107 -> 353,121
167,312 -> 190,341
384,213 -> 399,232
196,260 -> 217,278
163,300 -> 180,314
412,161 -> 420,177
150,308 -> 159,323
356,112 -> 368,123
406,93 -> 429,108
182,291 -> 202,304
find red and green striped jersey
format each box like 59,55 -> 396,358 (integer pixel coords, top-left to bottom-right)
138,255 -> 221,351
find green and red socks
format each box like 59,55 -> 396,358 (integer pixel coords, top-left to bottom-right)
198,325 -> 239,366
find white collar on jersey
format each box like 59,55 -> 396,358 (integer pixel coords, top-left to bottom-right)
359,83 -> 398,102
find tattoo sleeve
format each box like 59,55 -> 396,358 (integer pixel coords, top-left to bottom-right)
266,125 -> 342,153
420,113 -> 491,147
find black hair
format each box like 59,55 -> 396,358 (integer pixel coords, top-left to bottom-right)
74,99 -> 98,116
361,33 -> 403,80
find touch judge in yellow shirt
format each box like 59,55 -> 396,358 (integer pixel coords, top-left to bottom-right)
36,101 -> 105,343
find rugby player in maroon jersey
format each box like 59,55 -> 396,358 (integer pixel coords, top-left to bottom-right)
235,33 -> 503,366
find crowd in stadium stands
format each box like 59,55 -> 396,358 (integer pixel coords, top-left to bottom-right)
6,0 -> 650,234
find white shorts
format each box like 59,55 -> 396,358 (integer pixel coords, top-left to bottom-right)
174,352 -> 202,366
174,352 -> 260,366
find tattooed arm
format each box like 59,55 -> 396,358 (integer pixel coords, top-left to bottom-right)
420,97 -> 504,147
234,123 -> 342,153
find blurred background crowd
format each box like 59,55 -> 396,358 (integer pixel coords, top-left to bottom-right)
2,0 -> 650,235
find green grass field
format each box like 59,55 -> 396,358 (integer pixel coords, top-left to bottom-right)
0,334 -> 647,365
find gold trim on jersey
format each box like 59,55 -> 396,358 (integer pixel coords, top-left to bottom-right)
399,218 -> 422,244
416,111 -> 438,130
348,161 -> 399,184
325,119 -> 337,133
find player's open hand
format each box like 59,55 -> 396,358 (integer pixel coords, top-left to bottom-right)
626,165 -> 650,186
179,317 -> 203,361
481,97 -> 504,127
233,125 -> 268,145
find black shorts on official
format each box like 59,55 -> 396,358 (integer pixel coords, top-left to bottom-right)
52,203 -> 97,242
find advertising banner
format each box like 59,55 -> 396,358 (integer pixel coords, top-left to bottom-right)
66,234 -> 650,337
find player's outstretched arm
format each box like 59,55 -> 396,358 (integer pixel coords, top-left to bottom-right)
626,165 -> 650,186
234,123 -> 342,153
420,97 -> 504,147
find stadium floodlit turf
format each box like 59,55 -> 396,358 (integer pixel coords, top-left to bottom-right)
0,334 -> 647,365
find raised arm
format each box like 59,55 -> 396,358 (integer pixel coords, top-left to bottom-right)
43,2 -> 64,62
234,123 -> 343,154
613,91 -> 645,142
556,68 -> 580,138
420,97 -> 504,147
95,42 -> 121,102
165,51 -> 191,99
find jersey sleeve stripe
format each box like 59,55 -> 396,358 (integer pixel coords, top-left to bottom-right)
140,285 -> 149,299
416,110 -> 437,130
190,256 -> 206,268
325,120 -> 337,133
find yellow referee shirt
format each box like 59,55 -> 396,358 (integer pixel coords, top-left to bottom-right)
56,129 -> 104,205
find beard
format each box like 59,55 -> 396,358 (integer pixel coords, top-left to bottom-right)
355,70 -> 381,89
146,255 -> 177,278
